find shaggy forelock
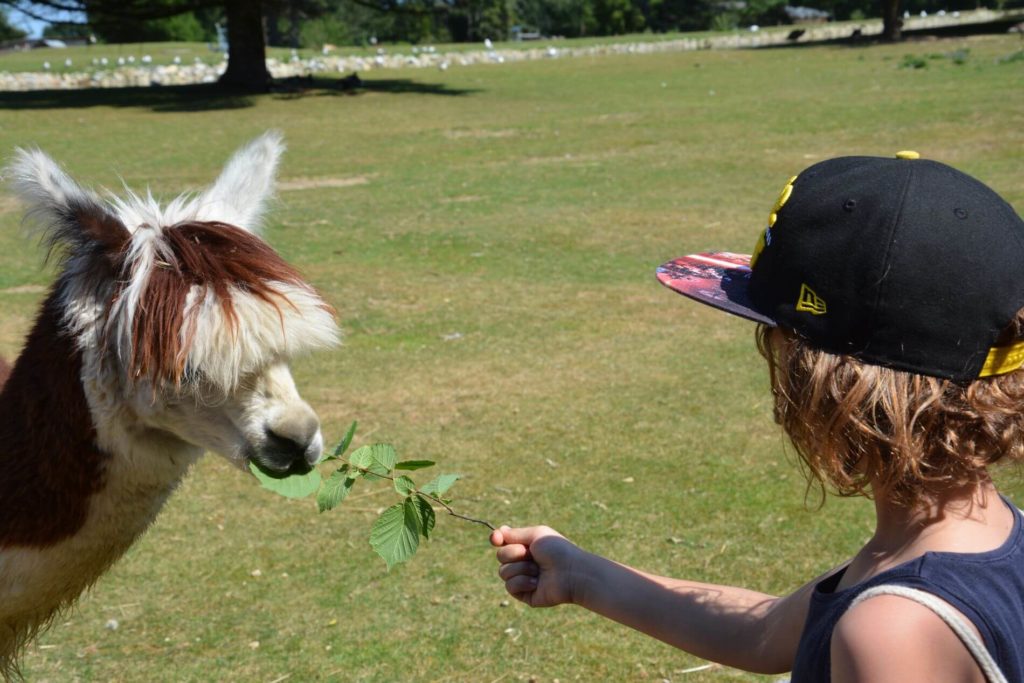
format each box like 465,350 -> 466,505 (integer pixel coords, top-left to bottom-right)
107,220 -> 338,390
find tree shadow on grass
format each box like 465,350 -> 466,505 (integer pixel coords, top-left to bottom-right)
0,76 -> 479,112
270,76 -> 481,99
758,14 -> 1024,50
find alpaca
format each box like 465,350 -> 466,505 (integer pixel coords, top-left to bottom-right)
0,132 -> 339,678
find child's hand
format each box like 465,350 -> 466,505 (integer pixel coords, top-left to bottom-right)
490,525 -> 582,608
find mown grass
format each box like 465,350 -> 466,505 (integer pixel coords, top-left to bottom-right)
0,33 -> 1021,682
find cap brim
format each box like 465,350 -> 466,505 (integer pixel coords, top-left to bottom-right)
656,252 -> 775,326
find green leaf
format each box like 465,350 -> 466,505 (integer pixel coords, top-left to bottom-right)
395,460 -> 435,471
412,494 -> 436,539
349,443 -> 397,477
369,500 -> 421,570
420,473 -> 461,497
249,461 -> 322,500
393,475 -> 416,496
349,445 -> 372,469
318,465 -> 357,512
324,421 -> 358,461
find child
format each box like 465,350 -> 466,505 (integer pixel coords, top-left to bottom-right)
492,153 -> 1024,682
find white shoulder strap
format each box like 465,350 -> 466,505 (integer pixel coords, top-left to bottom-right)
849,584 -> 1008,683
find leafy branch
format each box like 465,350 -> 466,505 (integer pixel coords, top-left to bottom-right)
249,422 -> 494,570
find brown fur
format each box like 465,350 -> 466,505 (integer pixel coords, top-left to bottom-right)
125,221 -> 308,386
0,286 -> 109,548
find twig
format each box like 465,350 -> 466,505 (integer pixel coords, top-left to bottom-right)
352,466 -> 496,531
425,493 -> 496,531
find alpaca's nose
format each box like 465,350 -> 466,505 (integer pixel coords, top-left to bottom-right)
261,406 -> 323,473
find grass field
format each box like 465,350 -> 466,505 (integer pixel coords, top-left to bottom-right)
0,33 -> 1022,682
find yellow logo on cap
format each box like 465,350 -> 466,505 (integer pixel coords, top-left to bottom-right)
752,175 -> 798,269
796,284 -> 827,315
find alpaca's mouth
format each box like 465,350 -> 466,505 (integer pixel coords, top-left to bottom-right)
248,455 -> 314,478
246,444 -> 316,477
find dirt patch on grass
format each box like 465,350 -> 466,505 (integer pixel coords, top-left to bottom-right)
440,195 -> 484,204
0,197 -> 23,214
0,285 -> 46,295
444,128 -> 517,140
278,175 -> 373,192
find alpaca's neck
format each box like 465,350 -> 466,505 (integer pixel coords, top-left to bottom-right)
0,289 -> 200,671
0,291 -> 108,548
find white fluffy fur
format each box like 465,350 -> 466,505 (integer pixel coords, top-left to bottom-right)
106,130 -> 285,234
183,282 -> 338,391
5,147 -> 102,228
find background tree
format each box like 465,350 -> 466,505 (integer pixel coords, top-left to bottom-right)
0,0 -> 274,86
0,6 -> 27,40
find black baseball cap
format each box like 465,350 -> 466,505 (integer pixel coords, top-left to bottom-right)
657,153 -> 1024,381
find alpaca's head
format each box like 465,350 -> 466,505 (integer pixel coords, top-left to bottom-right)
5,132 -> 340,474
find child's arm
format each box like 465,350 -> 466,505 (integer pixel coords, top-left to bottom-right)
491,525 -> 823,675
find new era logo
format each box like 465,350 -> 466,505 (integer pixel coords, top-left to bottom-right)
796,284 -> 827,315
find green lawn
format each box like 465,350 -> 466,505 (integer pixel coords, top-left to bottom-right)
0,34 -> 1022,682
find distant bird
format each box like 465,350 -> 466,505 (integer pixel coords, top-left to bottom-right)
485,38 -> 493,49
42,61 -> 50,71
64,58 -> 72,67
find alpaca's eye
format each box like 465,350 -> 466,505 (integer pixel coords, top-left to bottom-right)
181,364 -> 200,384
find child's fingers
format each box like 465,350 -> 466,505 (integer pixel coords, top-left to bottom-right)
496,543 -> 530,564
498,560 -> 539,582
498,525 -> 558,546
503,574 -> 539,596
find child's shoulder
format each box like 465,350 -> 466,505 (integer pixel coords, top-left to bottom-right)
832,592 -> 985,682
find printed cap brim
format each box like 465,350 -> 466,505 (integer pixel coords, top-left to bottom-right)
656,252 -> 775,326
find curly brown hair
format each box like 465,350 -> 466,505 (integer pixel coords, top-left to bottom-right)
757,315 -> 1024,508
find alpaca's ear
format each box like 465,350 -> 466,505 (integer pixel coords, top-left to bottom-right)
196,130 -> 284,233
5,147 -> 130,263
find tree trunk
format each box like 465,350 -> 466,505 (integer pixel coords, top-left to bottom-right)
265,4 -> 282,47
219,0 -> 271,89
881,0 -> 903,41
